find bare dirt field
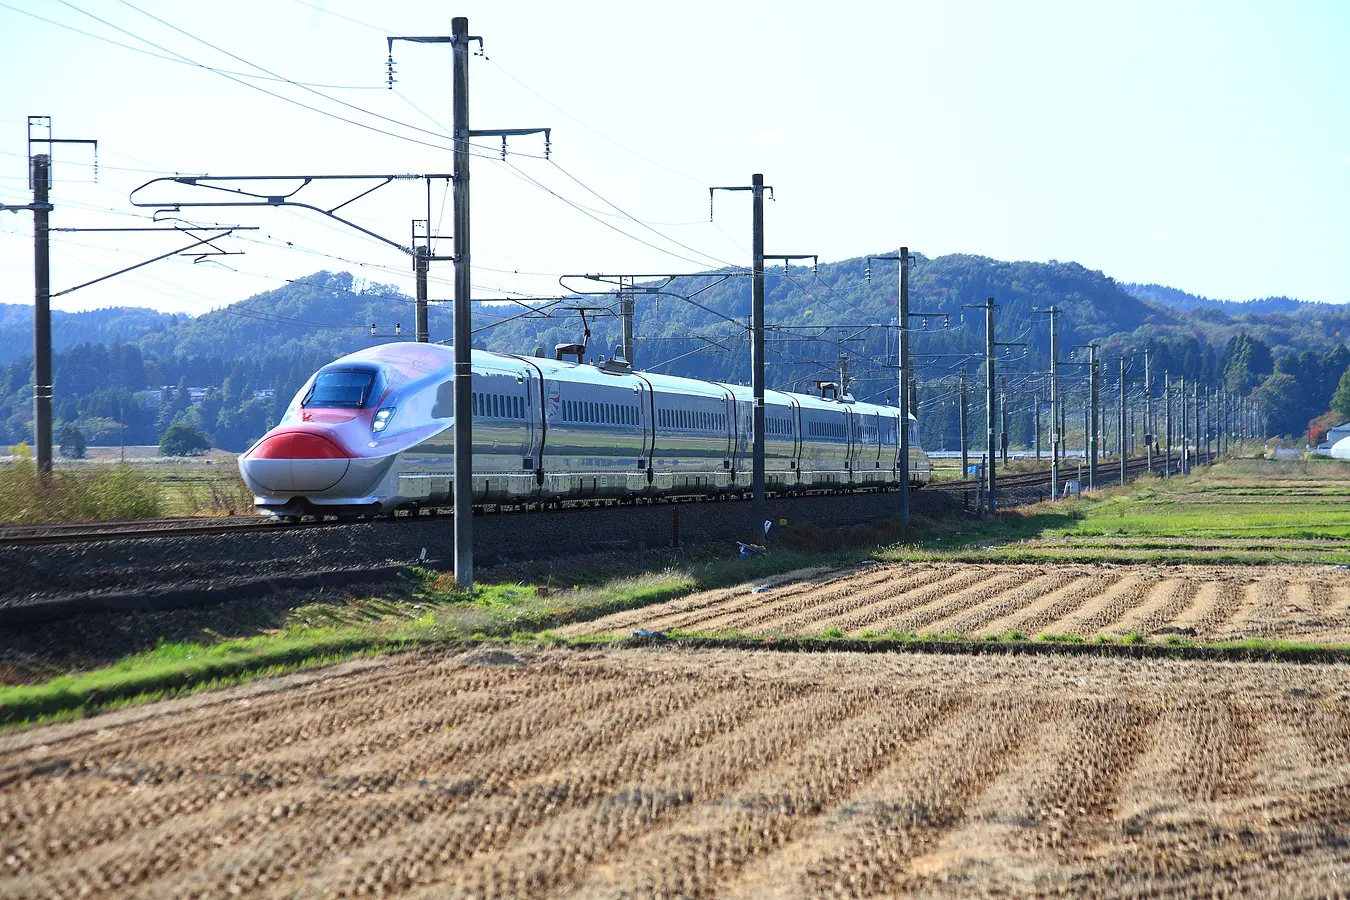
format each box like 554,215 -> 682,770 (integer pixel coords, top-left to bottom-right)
3,647 -> 1350,897
562,561 -> 1350,643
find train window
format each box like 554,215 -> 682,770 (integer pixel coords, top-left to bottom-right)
303,369 -> 377,409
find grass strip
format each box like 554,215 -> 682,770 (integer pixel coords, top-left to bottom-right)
547,632 -> 1350,666
0,629 -> 399,728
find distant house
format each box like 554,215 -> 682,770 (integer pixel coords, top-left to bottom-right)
1319,422 -> 1350,450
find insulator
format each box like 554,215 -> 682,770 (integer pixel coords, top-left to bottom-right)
500,136 -> 508,159
864,266 -> 871,284
395,323 -> 402,336
544,137 -> 551,159
370,323 -> 376,336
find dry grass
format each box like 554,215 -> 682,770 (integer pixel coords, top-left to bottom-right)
563,561 -> 1350,645
3,647 -> 1348,897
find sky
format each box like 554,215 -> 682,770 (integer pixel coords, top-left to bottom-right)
0,0 -> 1347,316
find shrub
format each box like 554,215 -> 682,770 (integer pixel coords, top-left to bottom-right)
0,445 -> 162,523
159,421 -> 211,457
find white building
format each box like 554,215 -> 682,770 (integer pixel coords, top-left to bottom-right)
1319,422 -> 1350,451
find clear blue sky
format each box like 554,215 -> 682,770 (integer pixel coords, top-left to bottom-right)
1,0 -> 1347,314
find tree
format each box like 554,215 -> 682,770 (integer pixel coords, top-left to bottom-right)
1252,373 -> 1302,437
58,424 -> 86,459
158,420 -> 210,457
1220,334 -> 1273,394
1332,365 -> 1350,421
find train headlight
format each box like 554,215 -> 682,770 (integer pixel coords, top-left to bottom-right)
372,406 -> 396,433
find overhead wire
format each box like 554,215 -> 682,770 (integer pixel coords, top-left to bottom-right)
52,1 -> 474,155
0,0 -> 383,90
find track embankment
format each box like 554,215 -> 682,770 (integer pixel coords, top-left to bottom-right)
2,646 -> 1347,898
0,489 -> 956,618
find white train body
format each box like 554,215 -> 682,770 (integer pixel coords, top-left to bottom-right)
239,342 -> 932,517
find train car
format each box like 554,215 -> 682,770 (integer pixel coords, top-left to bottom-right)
238,342 -> 932,519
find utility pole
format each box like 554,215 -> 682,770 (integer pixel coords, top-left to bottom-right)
1164,372 -> 1173,476
959,366 -> 969,477
31,153 -> 52,475
1034,394 -> 1042,460
711,179 -> 814,538
865,249 -> 914,526
450,17 -> 476,587
1119,357 -> 1127,485
751,175 -> 765,541
2,119 -> 97,475
838,352 -> 849,396
984,298 -> 997,514
1198,383 -> 1209,469
1143,349 -> 1154,474
999,375 -> 1009,465
1049,307 -> 1059,499
414,243 -> 429,343
620,291 -> 635,365
1089,344 -> 1099,490
1179,376 -> 1189,475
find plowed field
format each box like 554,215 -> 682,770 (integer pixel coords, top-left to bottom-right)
562,562 -> 1350,642
4,648 -> 1350,897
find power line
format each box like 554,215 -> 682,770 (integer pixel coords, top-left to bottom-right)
548,159 -> 734,269
0,0 -> 382,90
495,157 -> 728,271
55,1 -> 463,154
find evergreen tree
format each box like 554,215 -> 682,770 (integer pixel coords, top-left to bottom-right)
1331,366 -> 1350,421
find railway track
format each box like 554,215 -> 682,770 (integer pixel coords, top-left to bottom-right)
0,454 -> 1202,548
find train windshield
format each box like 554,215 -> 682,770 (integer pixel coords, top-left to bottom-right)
302,369 -> 378,409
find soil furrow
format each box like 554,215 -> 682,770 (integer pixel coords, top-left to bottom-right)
1040,574 -> 1155,637
707,566 -> 959,635
719,694 -> 1040,899
1109,578 -> 1197,636
397,681 -> 892,898
753,568 -> 994,636
835,570 -> 1032,636
979,573 -> 1120,637
555,565 -> 863,637
7,672 -> 741,898
247,676 -> 826,898
887,698 -> 1160,896
568,689 -> 970,898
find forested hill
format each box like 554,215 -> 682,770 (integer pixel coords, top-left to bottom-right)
2,255 -> 1348,452
0,304 -> 176,365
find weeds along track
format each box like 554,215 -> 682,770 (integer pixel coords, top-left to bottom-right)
4,647 -> 1350,897
565,562 -> 1350,643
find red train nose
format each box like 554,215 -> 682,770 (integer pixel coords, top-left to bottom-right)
248,431 -> 351,460
242,431 -> 352,492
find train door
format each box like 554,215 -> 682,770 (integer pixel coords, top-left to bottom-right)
891,414 -> 902,472
719,388 -> 735,473
634,378 -> 652,472
869,411 -> 882,470
845,408 -> 856,482
518,367 -> 540,473
788,396 -> 803,482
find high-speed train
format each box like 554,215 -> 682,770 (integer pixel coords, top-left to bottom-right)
238,342 -> 933,519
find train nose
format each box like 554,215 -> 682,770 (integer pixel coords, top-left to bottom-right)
241,431 -> 352,492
